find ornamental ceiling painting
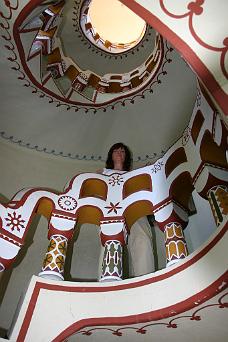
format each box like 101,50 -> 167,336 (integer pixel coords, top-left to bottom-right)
0,0 -> 198,164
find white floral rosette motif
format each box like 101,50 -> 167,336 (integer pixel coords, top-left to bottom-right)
58,196 -> 77,211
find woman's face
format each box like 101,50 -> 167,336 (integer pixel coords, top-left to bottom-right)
112,147 -> 126,165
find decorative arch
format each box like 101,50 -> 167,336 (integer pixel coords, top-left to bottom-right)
191,109 -> 205,144
124,200 -> 153,228
79,179 -> 108,200
123,174 -> 152,199
200,130 -> 227,168
165,147 -> 187,178
169,172 -> 194,211
36,197 -> 55,220
76,205 -> 103,226
218,120 -> 228,151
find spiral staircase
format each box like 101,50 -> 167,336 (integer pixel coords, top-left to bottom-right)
0,1 -> 227,341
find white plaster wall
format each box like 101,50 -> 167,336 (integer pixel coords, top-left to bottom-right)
0,139 -> 103,197
185,191 -> 217,253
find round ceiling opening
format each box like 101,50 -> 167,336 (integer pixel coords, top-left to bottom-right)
83,0 -> 146,53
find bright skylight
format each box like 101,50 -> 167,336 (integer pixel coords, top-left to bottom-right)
88,0 -> 146,45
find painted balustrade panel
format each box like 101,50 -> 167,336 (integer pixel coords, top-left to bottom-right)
0,161 -> 183,271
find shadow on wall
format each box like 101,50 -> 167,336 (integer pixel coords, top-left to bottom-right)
0,210 -> 41,304
0,212 -> 48,338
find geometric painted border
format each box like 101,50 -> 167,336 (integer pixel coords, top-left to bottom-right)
0,130 -> 167,163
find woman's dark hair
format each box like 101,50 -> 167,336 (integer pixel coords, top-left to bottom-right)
105,142 -> 132,171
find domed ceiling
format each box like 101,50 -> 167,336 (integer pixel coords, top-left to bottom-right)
0,0 -> 197,165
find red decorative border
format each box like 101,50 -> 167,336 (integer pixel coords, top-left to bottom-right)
18,273 -> 228,342
0,0 -> 19,20
120,0 -> 228,115
159,0 -> 228,79
16,222 -> 228,341
72,292 -> 228,337
5,187 -> 58,209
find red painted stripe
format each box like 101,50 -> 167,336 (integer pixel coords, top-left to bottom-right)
52,274 -> 227,341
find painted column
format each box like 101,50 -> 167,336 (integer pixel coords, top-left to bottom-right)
100,239 -> 123,281
164,222 -> 188,267
155,201 -> 189,268
99,217 -> 127,282
39,234 -> 68,281
38,207 -> 76,280
207,185 -> 228,226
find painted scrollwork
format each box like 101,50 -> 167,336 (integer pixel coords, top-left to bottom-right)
159,0 -> 228,79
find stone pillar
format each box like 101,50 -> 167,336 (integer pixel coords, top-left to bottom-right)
207,185 -> 228,226
164,222 -> 188,267
100,240 -> 123,281
39,234 -> 68,281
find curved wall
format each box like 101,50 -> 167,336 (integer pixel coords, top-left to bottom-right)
121,0 -> 228,117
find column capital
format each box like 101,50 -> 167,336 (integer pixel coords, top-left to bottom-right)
99,216 -> 128,246
48,210 -> 77,240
